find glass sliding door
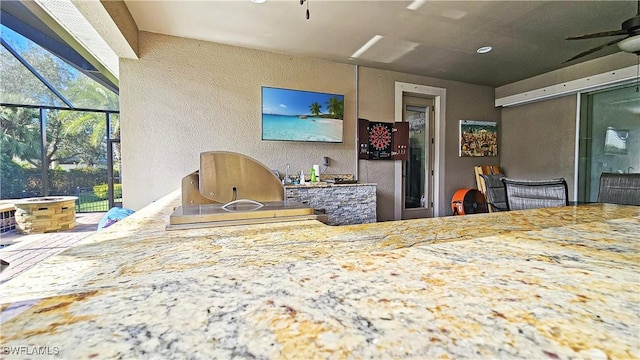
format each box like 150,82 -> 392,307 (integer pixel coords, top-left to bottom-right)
578,84 -> 640,202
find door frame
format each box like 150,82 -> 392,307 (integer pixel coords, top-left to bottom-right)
394,82 -> 446,219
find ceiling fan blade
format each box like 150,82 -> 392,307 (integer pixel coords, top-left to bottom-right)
566,29 -> 628,40
563,37 -> 626,63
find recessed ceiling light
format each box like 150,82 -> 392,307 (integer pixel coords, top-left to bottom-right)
251,0 -> 266,3
477,46 -> 492,54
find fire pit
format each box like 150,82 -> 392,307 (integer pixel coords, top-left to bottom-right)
12,196 -> 78,234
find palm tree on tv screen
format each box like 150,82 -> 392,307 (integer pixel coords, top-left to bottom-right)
309,102 -> 322,116
326,96 -> 344,119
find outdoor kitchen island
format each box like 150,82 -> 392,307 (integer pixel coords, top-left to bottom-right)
1,190 -> 638,359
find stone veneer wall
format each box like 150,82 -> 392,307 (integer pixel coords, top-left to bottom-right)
285,184 -> 376,225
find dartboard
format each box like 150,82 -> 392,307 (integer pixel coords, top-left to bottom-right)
369,124 -> 392,150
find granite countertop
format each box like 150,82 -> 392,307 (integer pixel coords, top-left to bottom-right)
1,190 -> 639,359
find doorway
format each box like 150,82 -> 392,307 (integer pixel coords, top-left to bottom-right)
394,82 -> 446,219
402,96 -> 435,219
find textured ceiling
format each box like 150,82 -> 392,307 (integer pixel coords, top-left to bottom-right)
124,0 -> 639,87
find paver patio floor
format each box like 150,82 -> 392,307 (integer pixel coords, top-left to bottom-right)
0,212 -> 104,285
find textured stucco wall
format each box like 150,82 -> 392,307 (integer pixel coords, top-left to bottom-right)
120,32 -> 355,210
501,95 -> 577,199
120,32 -> 500,218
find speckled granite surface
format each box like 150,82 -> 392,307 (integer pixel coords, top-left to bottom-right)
1,190 -> 639,359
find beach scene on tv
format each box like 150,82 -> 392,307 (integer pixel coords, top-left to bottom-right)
262,87 -> 344,143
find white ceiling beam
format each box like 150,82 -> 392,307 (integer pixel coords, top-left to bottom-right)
495,65 -> 637,107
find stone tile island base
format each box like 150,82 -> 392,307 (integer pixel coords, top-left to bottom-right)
12,196 -> 77,234
285,183 -> 376,225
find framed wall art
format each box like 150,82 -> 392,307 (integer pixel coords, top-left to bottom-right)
459,120 -> 497,157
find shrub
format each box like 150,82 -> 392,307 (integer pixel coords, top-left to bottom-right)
93,183 -> 122,200
0,163 -> 120,200
0,154 -> 25,199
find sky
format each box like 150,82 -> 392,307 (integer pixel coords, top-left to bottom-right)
1,25 -> 29,51
262,87 -> 343,116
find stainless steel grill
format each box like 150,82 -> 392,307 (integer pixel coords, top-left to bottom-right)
168,151 -> 318,229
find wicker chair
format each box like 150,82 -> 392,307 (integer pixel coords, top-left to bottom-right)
479,174 -> 508,212
502,177 -> 569,211
597,173 -> 640,206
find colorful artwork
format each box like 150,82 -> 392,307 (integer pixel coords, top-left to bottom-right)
459,120 -> 498,157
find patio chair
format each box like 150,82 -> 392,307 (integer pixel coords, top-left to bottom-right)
502,177 -> 569,210
479,174 -> 508,212
597,173 -> 640,206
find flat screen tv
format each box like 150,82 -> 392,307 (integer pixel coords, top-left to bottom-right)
262,86 -> 344,143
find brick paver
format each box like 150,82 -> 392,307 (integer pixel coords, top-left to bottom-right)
0,212 -> 104,284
